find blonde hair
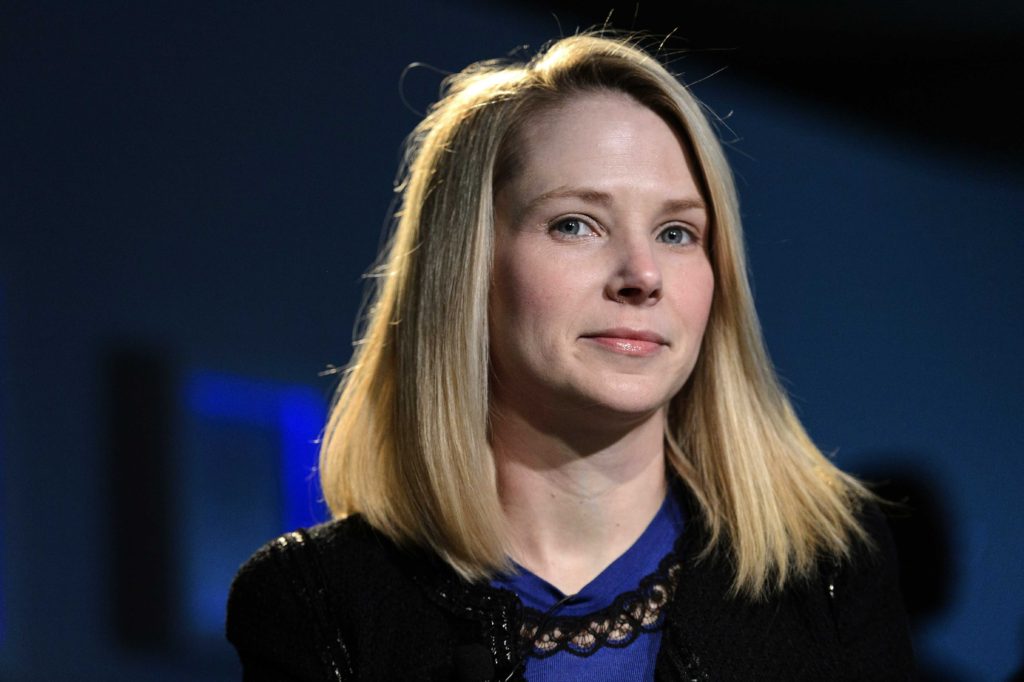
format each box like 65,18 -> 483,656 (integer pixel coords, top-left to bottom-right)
319,33 -> 872,597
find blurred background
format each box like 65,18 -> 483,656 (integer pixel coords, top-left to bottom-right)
1,1 -> 1021,680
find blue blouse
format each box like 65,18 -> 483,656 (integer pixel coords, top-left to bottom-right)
491,489 -> 685,681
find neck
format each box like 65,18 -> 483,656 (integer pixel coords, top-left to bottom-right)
491,403 -> 668,595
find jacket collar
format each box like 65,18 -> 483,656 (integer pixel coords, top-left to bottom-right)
405,478 -> 711,680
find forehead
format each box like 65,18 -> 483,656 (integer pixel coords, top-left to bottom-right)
506,90 -> 702,201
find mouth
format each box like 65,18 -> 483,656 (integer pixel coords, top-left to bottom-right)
580,328 -> 669,356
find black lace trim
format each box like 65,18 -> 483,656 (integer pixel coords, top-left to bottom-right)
519,546 -> 684,659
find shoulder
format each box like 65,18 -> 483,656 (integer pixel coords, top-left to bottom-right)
841,498 -> 904,588
660,499 -> 914,679
228,516 -> 377,607
228,515 -> 398,601
829,499 -> 915,677
227,515 -> 401,628
226,516 -> 461,680
225,516 -> 390,680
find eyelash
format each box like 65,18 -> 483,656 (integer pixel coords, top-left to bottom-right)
550,217 -> 595,238
548,216 -> 699,246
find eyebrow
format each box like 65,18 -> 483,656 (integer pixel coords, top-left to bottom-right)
521,186 -> 707,217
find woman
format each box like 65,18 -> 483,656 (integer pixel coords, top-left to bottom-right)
227,34 -> 914,680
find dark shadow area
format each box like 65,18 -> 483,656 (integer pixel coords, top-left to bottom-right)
105,346 -> 177,649
861,459 -> 970,682
515,0 -> 1024,169
1009,618 -> 1024,682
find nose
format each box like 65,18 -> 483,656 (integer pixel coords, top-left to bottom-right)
605,235 -> 662,305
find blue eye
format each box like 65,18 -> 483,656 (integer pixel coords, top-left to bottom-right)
658,226 -> 694,245
551,217 -> 594,237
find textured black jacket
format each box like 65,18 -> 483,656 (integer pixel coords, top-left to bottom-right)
226,491 -> 915,681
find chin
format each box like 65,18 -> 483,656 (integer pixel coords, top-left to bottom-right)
576,382 -> 678,421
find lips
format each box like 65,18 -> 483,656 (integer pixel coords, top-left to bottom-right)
580,328 -> 669,356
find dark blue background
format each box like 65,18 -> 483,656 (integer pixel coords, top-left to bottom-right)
1,2 -> 1021,679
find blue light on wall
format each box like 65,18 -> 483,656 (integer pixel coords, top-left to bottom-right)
182,370 -> 329,636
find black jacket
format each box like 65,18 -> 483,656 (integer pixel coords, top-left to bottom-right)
226,491 -> 914,681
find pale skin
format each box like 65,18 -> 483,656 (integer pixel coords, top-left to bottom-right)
489,90 -> 715,594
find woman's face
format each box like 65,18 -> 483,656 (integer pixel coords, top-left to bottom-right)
489,90 -> 714,425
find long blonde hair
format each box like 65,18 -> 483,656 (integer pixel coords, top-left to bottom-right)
319,33 -> 871,597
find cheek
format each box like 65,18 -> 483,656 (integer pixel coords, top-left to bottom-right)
675,261 -> 716,330
695,267 -> 716,321
491,249 -> 569,330
489,253 -> 572,383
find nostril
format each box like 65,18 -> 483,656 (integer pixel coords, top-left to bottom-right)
615,286 -> 662,304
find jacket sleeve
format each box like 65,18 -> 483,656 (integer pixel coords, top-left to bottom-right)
833,502 -> 916,679
226,532 -> 352,681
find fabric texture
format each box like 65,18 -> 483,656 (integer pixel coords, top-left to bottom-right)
226,484 -> 915,681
